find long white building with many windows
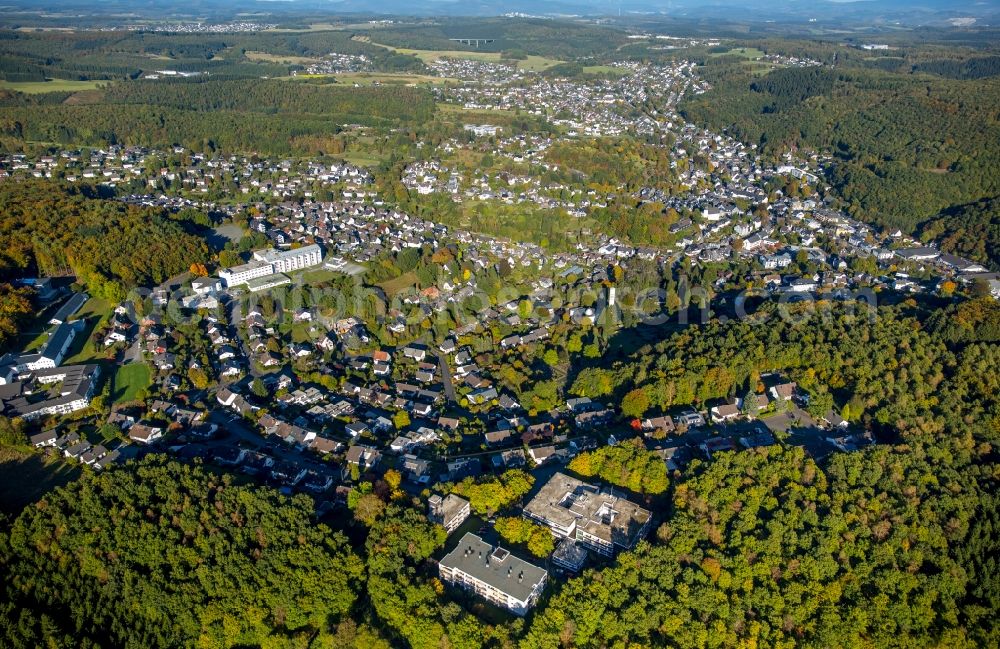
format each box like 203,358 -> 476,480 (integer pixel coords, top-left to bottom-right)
219,260 -> 274,287
219,245 -> 323,287
253,244 -> 323,273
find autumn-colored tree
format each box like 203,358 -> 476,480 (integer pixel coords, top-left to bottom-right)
621,387 -> 650,419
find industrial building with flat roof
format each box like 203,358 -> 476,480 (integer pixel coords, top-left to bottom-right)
523,472 -> 652,557
438,533 -> 547,616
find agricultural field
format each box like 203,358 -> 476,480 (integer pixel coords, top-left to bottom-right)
0,79 -> 104,93
243,50 -> 319,65
366,40 -> 563,71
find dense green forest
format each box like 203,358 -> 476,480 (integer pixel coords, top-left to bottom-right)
568,299 -> 1000,435
0,283 -> 34,351
97,78 -> 435,120
525,442 -> 997,648
0,29 -> 424,82
0,180 -> 208,300
680,62 -> 1000,233
358,18 -> 628,59
566,440 -> 669,494
919,196 -> 1000,270
520,300 -> 1000,648
0,79 -> 435,155
0,459 -> 365,648
543,138 -> 676,191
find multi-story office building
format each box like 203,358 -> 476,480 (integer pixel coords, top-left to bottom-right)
438,533 -> 547,616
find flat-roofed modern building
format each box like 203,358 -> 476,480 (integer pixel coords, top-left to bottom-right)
552,537 -> 588,572
220,246 -> 324,288
429,494 -> 471,534
219,260 -> 274,287
438,533 -> 547,616
523,472 -> 652,557
246,273 -> 291,293
253,244 -> 323,274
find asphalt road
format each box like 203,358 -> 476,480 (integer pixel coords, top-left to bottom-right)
437,353 -> 456,403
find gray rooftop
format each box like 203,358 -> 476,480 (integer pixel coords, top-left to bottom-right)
430,494 -> 469,527
45,322 -> 76,356
523,472 -> 651,548
439,533 -> 546,603
49,292 -> 88,324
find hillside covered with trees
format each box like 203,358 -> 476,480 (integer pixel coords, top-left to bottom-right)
0,28 -> 425,83
919,196 -> 1000,270
0,79 -> 436,156
0,459 -> 364,647
0,180 -> 208,301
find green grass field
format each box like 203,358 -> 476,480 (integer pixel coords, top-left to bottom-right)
62,297 -> 113,365
378,271 -> 418,297
341,151 -> 388,167
297,268 -> 344,285
582,65 -> 628,76
366,41 -> 562,71
0,79 -> 104,94
244,50 -> 318,65
0,446 -> 80,515
709,47 -> 765,59
112,362 -> 152,403
518,55 -> 564,71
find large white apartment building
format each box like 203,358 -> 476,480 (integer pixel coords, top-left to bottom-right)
219,245 -> 324,287
219,260 -> 274,287
438,533 -> 547,616
253,244 -> 323,273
